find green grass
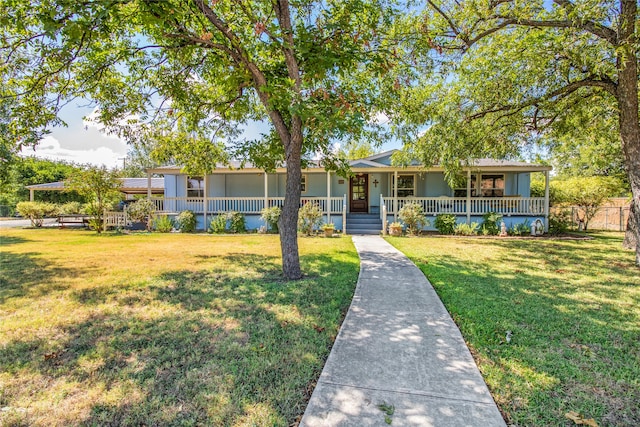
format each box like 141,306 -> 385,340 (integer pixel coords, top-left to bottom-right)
0,229 -> 359,426
387,232 -> 640,426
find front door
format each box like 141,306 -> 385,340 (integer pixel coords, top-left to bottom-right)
350,175 -> 368,213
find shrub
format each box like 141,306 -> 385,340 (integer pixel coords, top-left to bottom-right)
298,203 -> 323,236
127,199 -> 155,229
228,211 -> 246,233
508,220 -> 531,236
434,214 -> 457,235
59,201 -> 83,215
481,212 -> 502,236
549,209 -> 572,236
153,215 -> 174,233
260,206 -> 281,232
454,222 -> 480,236
16,201 -> 59,227
208,213 -> 228,234
398,202 -> 430,236
176,210 -> 197,233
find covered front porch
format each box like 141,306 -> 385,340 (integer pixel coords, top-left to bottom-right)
145,161 -> 551,232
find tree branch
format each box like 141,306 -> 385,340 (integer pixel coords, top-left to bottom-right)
468,76 -> 617,120
552,0 -> 617,44
193,0 -> 292,146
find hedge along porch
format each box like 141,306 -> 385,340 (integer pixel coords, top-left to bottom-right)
145,150 -> 552,233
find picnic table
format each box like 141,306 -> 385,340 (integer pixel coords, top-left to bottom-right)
57,214 -> 90,227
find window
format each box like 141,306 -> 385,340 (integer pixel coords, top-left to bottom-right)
480,174 -> 504,197
301,174 -> 307,193
392,175 -> 415,197
187,176 -> 204,198
453,175 -> 477,197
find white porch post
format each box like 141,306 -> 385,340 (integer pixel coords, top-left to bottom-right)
393,170 -> 398,221
147,171 -> 151,200
326,171 -> 331,223
203,174 -> 208,230
544,170 -> 550,232
466,169 -> 471,224
264,172 -> 268,212
342,194 -> 347,234
30,189 -> 34,202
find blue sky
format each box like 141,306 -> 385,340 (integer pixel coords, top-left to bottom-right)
22,103 -> 401,168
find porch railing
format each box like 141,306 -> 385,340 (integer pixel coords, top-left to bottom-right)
152,196 -> 344,214
103,210 -> 130,230
382,197 -> 545,216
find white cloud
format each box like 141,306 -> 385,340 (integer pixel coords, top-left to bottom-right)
21,135 -> 127,168
83,107 -> 138,140
371,112 -> 390,125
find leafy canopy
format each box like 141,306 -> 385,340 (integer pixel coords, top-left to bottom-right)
388,1 -> 636,183
1,0 -> 398,173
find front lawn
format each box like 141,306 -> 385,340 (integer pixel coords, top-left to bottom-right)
0,229 -> 359,426
387,233 -> 640,427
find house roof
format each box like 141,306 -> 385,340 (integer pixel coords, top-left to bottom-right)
147,149 -> 551,174
25,178 -> 165,194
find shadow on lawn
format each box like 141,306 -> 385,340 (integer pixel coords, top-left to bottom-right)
413,238 -> 640,426
0,252 -> 358,426
0,235 -> 30,246
0,251 -> 85,304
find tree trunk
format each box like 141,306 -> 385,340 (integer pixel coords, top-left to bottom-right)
623,200 -> 638,249
617,0 -> 639,266
279,130 -> 303,280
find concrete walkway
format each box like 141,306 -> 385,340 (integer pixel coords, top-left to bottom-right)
301,235 -> 506,427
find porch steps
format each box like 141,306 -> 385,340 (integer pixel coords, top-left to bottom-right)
346,213 -> 382,235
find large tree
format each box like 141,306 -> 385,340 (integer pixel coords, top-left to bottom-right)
0,157 -> 84,207
1,0 -> 394,279
394,1 -> 639,264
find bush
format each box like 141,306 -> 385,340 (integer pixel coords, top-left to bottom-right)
228,211 -> 246,233
260,206 -> 281,232
481,212 -> 502,236
454,222 -> 479,236
208,213 -> 227,234
153,215 -> 174,233
298,203 -> 323,236
176,210 -> 197,232
508,220 -> 531,236
549,209 -> 572,236
127,199 -> 155,229
398,202 -> 430,236
16,201 -> 59,227
59,201 -> 83,215
434,214 -> 457,235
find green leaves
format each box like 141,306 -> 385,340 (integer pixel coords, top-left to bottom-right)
387,0 -> 636,191
2,0 -> 402,176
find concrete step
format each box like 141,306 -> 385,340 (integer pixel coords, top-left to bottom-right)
346,214 -> 382,235
347,217 -> 383,225
346,229 -> 380,235
347,222 -> 382,229
346,214 -> 380,220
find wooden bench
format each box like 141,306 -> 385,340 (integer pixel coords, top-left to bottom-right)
57,215 -> 90,227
